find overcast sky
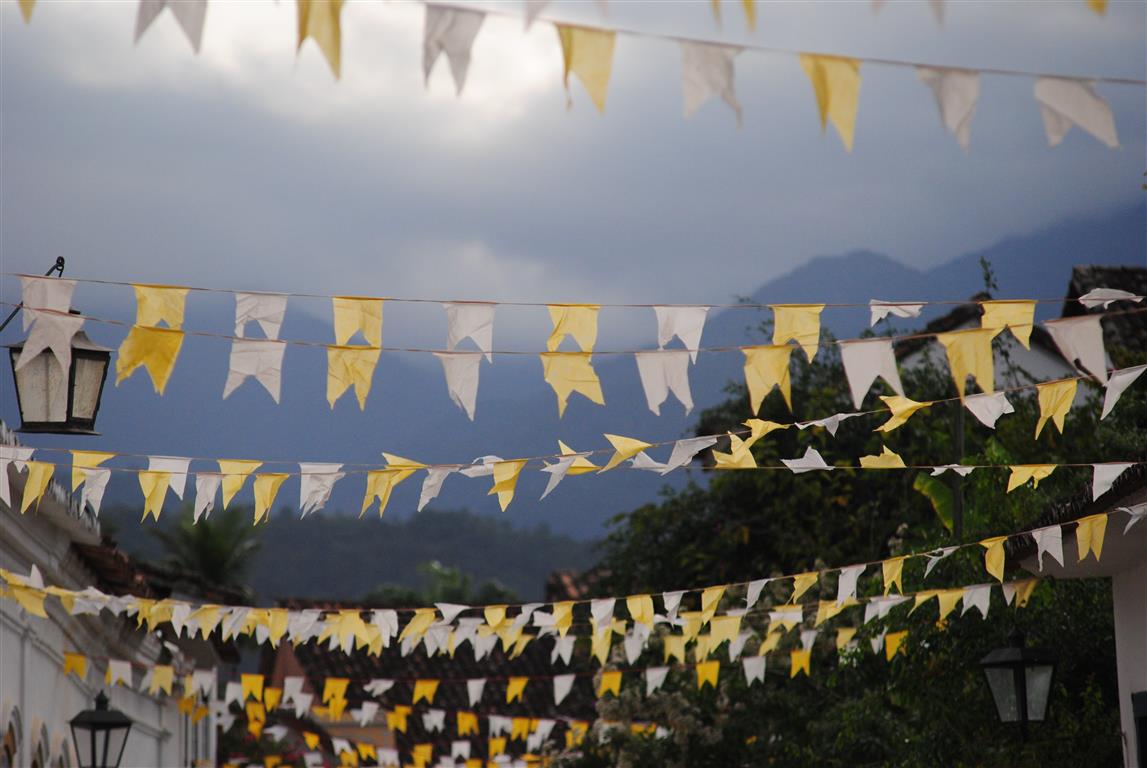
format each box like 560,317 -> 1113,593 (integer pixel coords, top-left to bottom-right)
1,0 -> 1144,346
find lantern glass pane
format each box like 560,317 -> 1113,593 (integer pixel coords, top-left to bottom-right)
1025,664 -> 1054,721
105,724 -> 129,768
984,667 -> 1018,722
71,356 -> 106,420
14,351 -> 68,423
70,725 -> 94,768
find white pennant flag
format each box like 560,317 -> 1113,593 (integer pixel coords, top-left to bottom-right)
466,678 -> 486,706
473,633 -> 498,660
840,338 -> 904,409
299,463 -> 344,517
148,456 -> 191,499
916,66 -> 979,151
283,676 -> 306,703
292,692 -> 313,719
527,719 -> 557,752
422,709 -> 446,732
436,602 -> 469,624
1034,77 -> 1118,148
191,669 -> 216,697
363,678 -> 394,698
653,305 -> 708,362
631,452 -> 668,472
20,277 -> 76,328
423,7 -> 485,96
1046,315 -> 1108,383
223,339 -> 285,403
106,660 -> 133,687
459,455 -> 501,478
745,578 -> 769,609
356,701 -> 380,727
234,292 -> 287,340
962,584 -> 991,618
551,635 -> 575,665
923,546 -> 957,578
434,352 -> 482,420
591,598 -> 616,630
635,350 -> 694,415
662,590 -> 685,620
1102,365 -> 1146,419
782,447 -> 833,474
135,0 -> 207,51
645,666 -> 669,694
193,473 -> 221,522
512,603 -> 541,630
869,300 -> 924,326
15,311 -> 85,375
1093,462 -> 1133,501
452,741 -> 472,760
836,565 -> 865,605
728,630 -> 752,661
680,42 -> 742,124
553,673 -> 575,705
524,0 -> 548,28
964,391 -> 1014,429
418,467 -> 456,511
624,626 -> 649,664
539,452 -> 590,499
931,464 -> 974,477
659,436 -> 719,476
800,629 -> 819,651
488,715 -> 511,737
795,413 -> 861,436
1080,288 -> 1142,310
1031,525 -> 1064,571
743,656 -> 766,685
1120,503 -> 1146,534
80,467 -> 112,517
0,446 -> 34,509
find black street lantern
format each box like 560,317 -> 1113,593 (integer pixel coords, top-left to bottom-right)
2,257 -> 111,435
8,329 -> 111,435
979,630 -> 1057,739
70,691 -> 133,768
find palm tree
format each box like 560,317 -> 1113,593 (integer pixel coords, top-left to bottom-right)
150,506 -> 262,590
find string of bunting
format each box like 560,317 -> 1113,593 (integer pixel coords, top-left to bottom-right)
10,0 -> 1136,153
8,275 -> 1144,422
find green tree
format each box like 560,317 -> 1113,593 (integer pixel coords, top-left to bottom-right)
561,310 -> 1144,767
150,505 -> 262,591
362,560 -> 518,606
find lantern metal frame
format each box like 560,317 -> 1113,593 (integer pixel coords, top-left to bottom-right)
69,691 -> 133,768
979,630 -> 1058,740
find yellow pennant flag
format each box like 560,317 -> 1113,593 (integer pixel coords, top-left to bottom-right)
264,757 -> 282,768
789,572 -> 818,603
488,737 -> 506,758
701,585 -> 725,622
302,732 -> 321,750
242,673 -> 265,701
386,707 -> 409,733
457,710 -> 479,736
412,679 -> 438,704
18,0 -> 34,22
134,284 -> 188,329
662,635 -> 686,664
332,297 -> 383,347
553,601 -> 574,636
361,464 -> 419,518
884,630 -> 907,661
772,304 -> 825,362
71,451 -> 116,491
696,660 -> 720,689
712,434 -> 757,469
882,556 -> 905,595
263,686 -> 282,711
510,717 -> 531,741
327,345 -> 380,409
484,604 -> 508,630
148,665 -> 175,696
981,300 -> 1035,349
1088,0 -> 1106,14
814,600 -> 848,627
626,594 -> 655,627
859,445 -> 906,469
710,615 -> 741,646
936,328 -> 995,400
558,441 -> 599,473
540,352 -> 604,417
10,586 -> 47,617
981,536 -> 1007,582
116,325 -> 184,394
742,0 -> 757,29
399,608 -> 438,643
935,588 -> 963,624
875,395 -> 932,433
591,627 -> 612,665
836,627 -> 857,650
63,652 -> 87,678
799,54 -> 861,151
297,0 -> 345,77
556,25 -> 616,113
546,304 -> 599,352
1012,579 -> 1038,608
759,628 -> 783,654
1076,513 -> 1107,562
323,678 -> 349,707
138,470 -> 171,522
601,435 -> 654,473
1035,379 -> 1077,438
20,461 -> 54,514
253,473 -> 289,524
597,669 -> 622,697
1006,464 -> 1056,493
489,459 -> 527,511
218,460 -> 261,509
743,345 -> 794,412
790,649 -> 811,677
506,676 -> 528,703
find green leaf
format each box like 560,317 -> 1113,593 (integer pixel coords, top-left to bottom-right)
913,472 -> 955,532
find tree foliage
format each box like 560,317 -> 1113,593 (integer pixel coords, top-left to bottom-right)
150,505 -> 262,591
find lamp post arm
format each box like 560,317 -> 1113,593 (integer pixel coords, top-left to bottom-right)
0,257 -> 65,334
